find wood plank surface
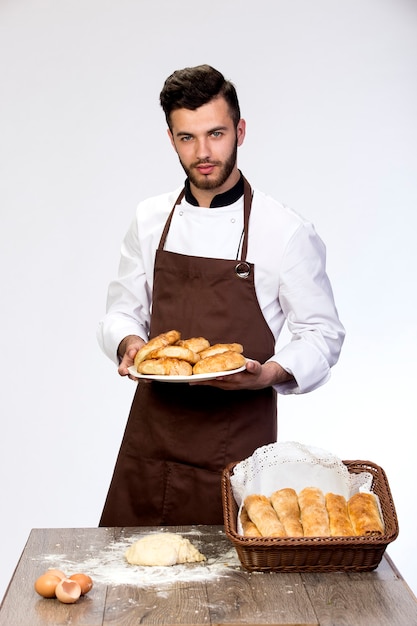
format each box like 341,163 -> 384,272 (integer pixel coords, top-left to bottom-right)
104,580 -> 211,625
304,575 -> 417,626
206,569 -> 318,625
1,526 -> 416,626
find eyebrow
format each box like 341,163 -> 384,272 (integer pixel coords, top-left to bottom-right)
175,125 -> 229,138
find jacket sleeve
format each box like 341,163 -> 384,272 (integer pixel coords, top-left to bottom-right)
269,221 -> 345,394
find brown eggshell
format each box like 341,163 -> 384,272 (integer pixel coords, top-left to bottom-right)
55,578 -> 81,604
69,573 -> 93,595
45,568 -> 66,580
34,573 -> 61,598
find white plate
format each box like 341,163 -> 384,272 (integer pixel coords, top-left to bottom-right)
127,363 -> 247,383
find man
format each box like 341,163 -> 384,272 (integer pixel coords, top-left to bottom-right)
97,64 -> 345,527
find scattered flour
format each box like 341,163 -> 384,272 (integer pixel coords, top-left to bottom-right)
33,530 -> 241,587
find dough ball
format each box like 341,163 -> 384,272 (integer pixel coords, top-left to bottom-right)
125,532 -> 206,567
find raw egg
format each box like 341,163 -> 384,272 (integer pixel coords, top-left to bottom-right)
69,573 -> 93,595
34,573 -> 61,598
55,578 -> 81,604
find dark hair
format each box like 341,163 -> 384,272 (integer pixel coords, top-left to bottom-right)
160,64 -> 241,129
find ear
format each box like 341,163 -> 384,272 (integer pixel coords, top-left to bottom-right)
236,119 -> 246,147
167,128 -> 177,151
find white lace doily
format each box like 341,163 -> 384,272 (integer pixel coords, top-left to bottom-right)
230,441 -> 374,510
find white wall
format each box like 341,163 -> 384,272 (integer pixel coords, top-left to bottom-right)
1,0 -> 416,600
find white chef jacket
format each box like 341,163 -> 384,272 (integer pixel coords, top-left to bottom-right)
97,185 -> 345,394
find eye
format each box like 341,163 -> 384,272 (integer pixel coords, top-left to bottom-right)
180,135 -> 193,142
211,131 -> 223,138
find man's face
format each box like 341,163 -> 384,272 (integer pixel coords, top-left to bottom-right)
168,96 -> 246,196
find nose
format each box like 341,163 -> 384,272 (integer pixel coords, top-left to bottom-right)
195,137 -> 211,161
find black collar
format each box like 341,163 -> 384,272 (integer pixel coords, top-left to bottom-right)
184,173 -> 244,208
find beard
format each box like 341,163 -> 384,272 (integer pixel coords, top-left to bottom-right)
178,138 -> 238,191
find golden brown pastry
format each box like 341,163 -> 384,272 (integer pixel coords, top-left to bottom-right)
347,492 -> 384,536
244,494 -> 287,537
193,351 -> 246,375
176,337 -> 211,353
298,487 -> 330,537
136,358 -> 192,376
199,342 -> 243,359
148,345 -> 201,364
270,488 -> 303,537
325,493 -> 355,537
134,330 -> 181,367
240,506 -> 262,537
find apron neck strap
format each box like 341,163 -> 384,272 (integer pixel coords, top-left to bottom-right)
241,177 -> 253,262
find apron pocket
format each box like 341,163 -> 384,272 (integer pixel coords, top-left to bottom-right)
163,461 -> 224,525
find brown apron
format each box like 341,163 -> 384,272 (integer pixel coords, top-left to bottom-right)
99,178 -> 277,527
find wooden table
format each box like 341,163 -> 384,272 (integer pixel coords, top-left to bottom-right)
1,526 -> 417,625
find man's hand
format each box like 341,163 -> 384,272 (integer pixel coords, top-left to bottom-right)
189,359 -> 294,390
117,335 -> 146,378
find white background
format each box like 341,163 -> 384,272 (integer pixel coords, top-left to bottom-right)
1,0 -> 416,601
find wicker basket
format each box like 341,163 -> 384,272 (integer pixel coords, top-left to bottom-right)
222,459 -> 399,572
